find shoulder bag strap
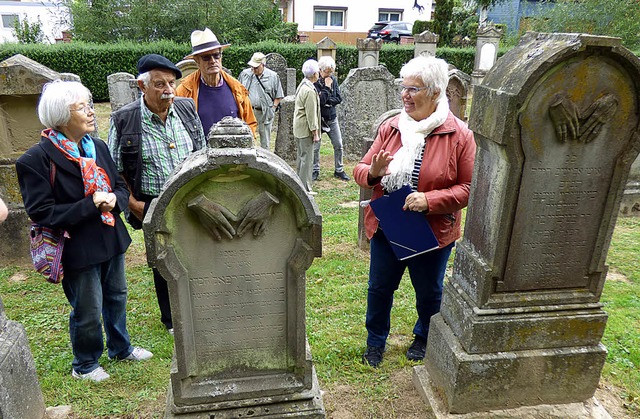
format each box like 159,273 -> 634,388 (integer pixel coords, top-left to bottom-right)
255,73 -> 274,103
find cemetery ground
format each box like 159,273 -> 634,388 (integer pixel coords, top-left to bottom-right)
0,102 -> 637,418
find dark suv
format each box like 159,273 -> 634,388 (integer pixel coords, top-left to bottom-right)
367,21 -> 414,43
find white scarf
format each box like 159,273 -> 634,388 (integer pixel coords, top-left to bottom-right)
381,97 -> 450,193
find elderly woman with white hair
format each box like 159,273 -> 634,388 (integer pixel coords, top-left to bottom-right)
293,59 -> 321,194
16,80 -> 152,382
354,56 -> 476,367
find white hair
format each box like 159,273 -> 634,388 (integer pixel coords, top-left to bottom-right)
318,56 -> 335,71
400,56 -> 449,100
137,71 -> 151,88
38,80 -> 92,129
302,59 -> 319,78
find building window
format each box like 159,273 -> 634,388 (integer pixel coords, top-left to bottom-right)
378,9 -> 402,22
1,14 -> 18,29
314,8 -> 346,30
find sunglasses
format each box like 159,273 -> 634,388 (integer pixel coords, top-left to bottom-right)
199,52 -> 222,61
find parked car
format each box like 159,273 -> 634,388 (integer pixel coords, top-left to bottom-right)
367,21 -> 414,43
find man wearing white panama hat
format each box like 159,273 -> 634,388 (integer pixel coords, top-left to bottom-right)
176,28 -> 257,137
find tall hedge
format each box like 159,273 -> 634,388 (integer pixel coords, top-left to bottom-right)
0,41 -> 477,101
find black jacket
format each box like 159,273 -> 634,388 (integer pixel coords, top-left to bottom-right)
16,136 -> 131,271
314,75 -> 342,121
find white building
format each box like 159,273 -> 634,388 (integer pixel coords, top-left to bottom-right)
0,0 -> 69,43
278,0 -> 433,44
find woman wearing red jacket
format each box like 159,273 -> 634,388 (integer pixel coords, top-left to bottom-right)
353,56 -> 476,367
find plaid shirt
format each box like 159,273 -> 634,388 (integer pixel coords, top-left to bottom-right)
109,97 -> 204,196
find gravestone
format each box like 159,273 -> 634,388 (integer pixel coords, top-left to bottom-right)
107,72 -> 138,111
0,54 -> 62,266
275,95 -> 296,163
316,36 -> 336,62
265,53 -> 296,97
176,59 -> 199,88
336,66 -> 402,160
414,31 -> 439,57
357,38 -> 382,68
414,32 -> 640,417
471,24 -> 502,86
0,297 -> 46,418
619,155 -> 640,216
144,117 -> 325,418
446,66 -> 471,121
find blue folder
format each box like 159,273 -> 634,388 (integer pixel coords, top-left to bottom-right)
369,185 -> 439,260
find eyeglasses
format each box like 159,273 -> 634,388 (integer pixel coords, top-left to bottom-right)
401,85 -> 429,97
71,104 -> 94,115
199,52 -> 222,61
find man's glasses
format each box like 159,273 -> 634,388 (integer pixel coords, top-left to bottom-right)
199,52 -> 222,61
71,104 -> 94,115
400,85 -> 429,97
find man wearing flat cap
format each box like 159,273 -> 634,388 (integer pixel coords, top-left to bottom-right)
108,53 -> 208,334
238,52 -> 284,149
176,28 -> 258,138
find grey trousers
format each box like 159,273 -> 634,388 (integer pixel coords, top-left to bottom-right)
313,117 -> 345,173
254,109 -> 273,149
296,135 -> 314,192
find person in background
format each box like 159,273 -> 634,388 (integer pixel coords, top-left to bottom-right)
176,28 -> 257,137
0,197 -> 7,223
353,56 -> 476,368
293,59 -> 321,195
312,56 -> 349,182
238,52 -> 284,149
16,80 -> 153,382
109,54 -> 209,335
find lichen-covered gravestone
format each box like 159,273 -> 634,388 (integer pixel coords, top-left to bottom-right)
144,118 -> 325,418
414,32 -> 640,417
107,72 -> 139,111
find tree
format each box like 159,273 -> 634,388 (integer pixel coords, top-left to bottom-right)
65,0 -> 288,44
431,0 -> 454,45
527,0 -> 640,50
13,17 -> 46,43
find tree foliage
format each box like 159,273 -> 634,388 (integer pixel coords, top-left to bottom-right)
431,0 -> 454,46
66,0 -> 293,44
527,0 -> 640,49
13,18 -> 46,44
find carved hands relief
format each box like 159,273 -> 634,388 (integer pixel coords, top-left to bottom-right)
549,92 -> 618,143
187,192 -> 280,241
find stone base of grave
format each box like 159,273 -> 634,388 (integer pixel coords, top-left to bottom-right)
413,365 -> 611,419
164,366 -> 325,418
0,318 -> 45,419
418,315 -> 607,415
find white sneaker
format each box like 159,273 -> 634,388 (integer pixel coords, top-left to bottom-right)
72,366 -> 110,382
123,346 -> 153,361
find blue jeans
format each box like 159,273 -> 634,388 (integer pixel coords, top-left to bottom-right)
62,253 -> 133,373
313,117 -> 344,174
365,229 -> 454,348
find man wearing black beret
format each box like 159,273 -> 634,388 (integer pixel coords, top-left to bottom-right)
108,53 -> 212,334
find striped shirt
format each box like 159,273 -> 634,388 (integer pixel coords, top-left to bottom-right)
411,146 -> 426,191
109,98 -> 200,196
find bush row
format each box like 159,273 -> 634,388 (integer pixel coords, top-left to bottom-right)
0,41 -> 478,101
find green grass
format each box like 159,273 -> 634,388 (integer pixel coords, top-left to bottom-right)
0,114 -> 638,417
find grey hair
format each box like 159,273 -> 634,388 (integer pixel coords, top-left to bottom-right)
137,71 -> 151,88
38,80 -> 92,129
400,56 -> 449,100
302,59 -> 319,78
318,56 -> 335,71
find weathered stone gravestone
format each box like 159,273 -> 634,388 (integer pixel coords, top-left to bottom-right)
0,297 -> 45,418
0,54 -> 65,266
144,117 -> 325,418
619,155 -> 640,216
176,59 -> 200,88
275,95 -> 296,163
446,65 -> 471,121
357,38 -> 382,68
265,52 -> 296,97
336,66 -> 402,160
107,72 -> 139,111
471,24 -> 502,86
414,31 -> 439,57
316,36 -> 336,62
414,32 -> 640,417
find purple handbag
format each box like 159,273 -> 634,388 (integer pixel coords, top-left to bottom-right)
29,161 -> 69,284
